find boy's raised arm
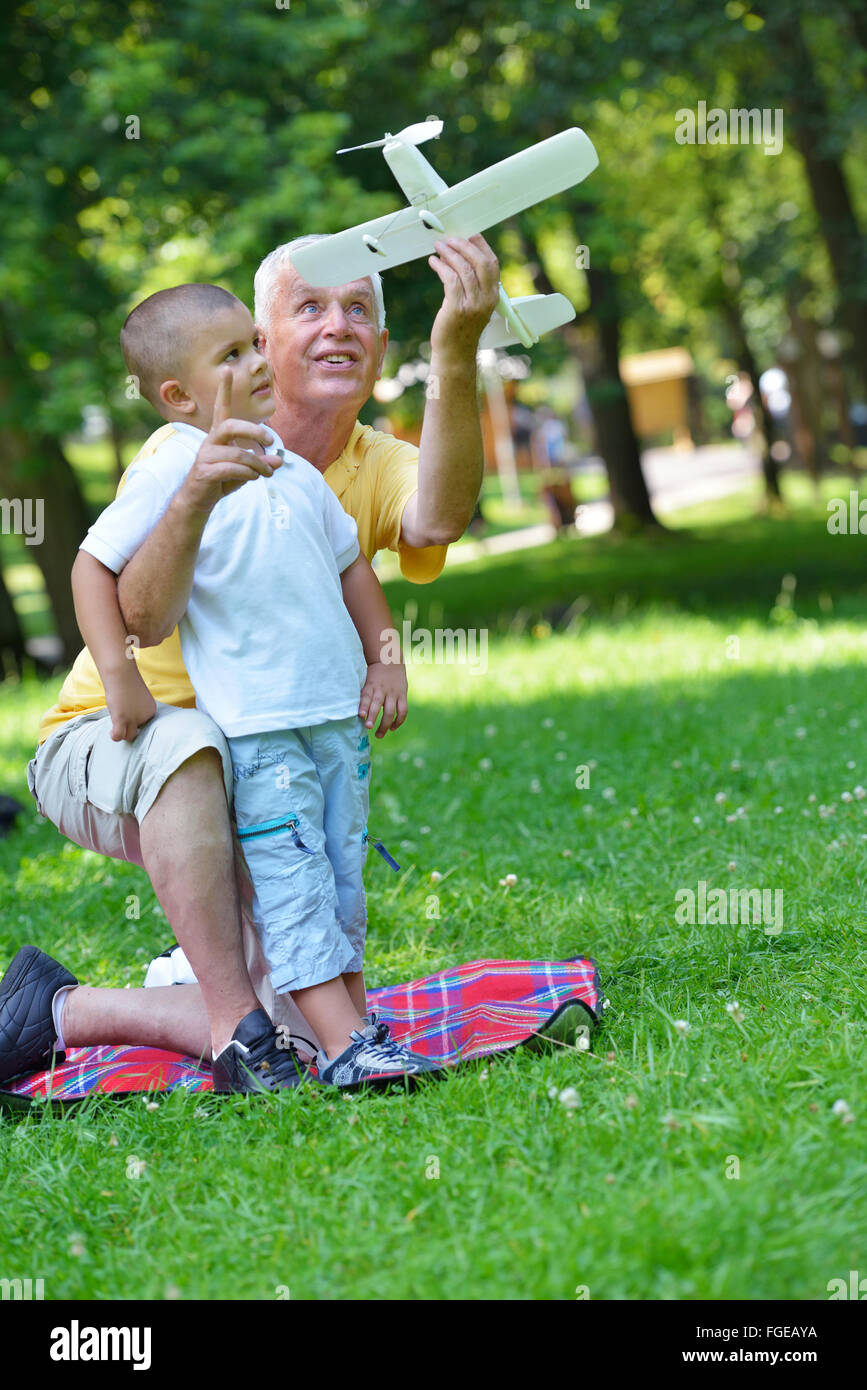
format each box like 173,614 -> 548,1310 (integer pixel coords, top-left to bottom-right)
71,551 -> 157,742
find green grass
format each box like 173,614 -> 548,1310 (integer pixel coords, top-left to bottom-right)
1,504 -> 866,1300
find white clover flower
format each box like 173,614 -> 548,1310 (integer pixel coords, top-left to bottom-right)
841,792 -> 854,803
795,728 -> 807,739
725,1001 -> 744,1022
602,787 -> 616,800
808,793 -> 817,803
774,806 -> 783,815
730,760 -> 741,771
831,1099 -> 851,1117
714,792 -> 727,804
548,1085 -> 559,1099
727,860 -> 737,871
499,873 -> 518,888
558,1087 -> 580,1109
673,1019 -> 691,1036
855,786 -> 866,800
672,759 -> 682,769
478,757 -> 493,771
693,815 -> 702,825
430,870 -> 443,883
542,718 -> 555,729
484,724 -> 497,737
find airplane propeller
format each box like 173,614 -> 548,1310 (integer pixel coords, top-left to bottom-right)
337,118 -> 443,155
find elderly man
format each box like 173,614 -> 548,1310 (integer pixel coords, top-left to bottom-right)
0,235 -> 499,1092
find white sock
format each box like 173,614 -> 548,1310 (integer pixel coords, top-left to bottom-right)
51,985 -> 75,1052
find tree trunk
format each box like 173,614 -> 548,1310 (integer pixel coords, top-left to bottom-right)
525,237 -> 659,530
0,564 -> 26,680
0,313 -> 91,665
0,427 -> 90,664
720,299 -> 783,504
583,266 -> 661,530
754,7 -> 867,398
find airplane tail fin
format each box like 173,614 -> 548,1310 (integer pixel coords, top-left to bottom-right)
478,293 -> 576,351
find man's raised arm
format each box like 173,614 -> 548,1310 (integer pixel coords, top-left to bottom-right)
399,235 -> 500,550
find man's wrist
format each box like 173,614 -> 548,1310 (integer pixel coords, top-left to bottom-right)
172,480 -> 216,525
429,341 -> 482,378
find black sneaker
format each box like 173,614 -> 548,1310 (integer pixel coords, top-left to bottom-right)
317,1012 -> 445,1090
0,945 -> 78,1082
211,1008 -> 309,1094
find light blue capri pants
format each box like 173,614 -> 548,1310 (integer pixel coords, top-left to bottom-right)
228,715 -> 371,995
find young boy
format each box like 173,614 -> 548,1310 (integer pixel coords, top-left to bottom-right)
72,282 -> 441,1091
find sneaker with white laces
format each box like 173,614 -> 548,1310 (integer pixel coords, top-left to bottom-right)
211,1008 -> 310,1094
316,1012 -> 444,1090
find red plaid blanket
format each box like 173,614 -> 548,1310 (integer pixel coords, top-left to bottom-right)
1,956 -> 601,1107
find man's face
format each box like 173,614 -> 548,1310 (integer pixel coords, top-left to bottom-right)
258,267 -> 388,414
178,302 -> 275,426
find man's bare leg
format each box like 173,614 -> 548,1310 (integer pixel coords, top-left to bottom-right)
63,982 -> 211,1059
63,748 -> 260,1057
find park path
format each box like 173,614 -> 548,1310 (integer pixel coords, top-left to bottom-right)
447,442 -> 758,567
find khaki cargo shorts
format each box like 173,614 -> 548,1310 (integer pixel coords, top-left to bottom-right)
26,702 -> 234,866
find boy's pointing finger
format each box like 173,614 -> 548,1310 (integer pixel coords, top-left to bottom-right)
211,367 -> 233,429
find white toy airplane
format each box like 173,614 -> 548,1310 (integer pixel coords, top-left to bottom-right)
290,118 -> 598,351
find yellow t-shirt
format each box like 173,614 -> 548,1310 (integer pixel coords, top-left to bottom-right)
38,421 -> 447,744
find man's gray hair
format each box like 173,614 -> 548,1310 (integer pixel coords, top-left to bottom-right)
254,235 -> 386,335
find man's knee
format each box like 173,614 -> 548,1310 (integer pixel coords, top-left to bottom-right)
148,744 -> 231,818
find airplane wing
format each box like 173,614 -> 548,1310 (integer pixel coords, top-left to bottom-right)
290,128 -> 598,288
478,293 -> 577,351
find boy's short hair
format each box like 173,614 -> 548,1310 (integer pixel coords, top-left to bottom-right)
121,283 -> 242,407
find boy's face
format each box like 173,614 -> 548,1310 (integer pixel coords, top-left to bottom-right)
163,301 -> 275,427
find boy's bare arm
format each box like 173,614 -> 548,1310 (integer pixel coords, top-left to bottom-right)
71,551 -> 157,742
340,554 -> 407,738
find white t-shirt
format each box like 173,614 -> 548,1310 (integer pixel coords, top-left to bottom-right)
81,422 -> 367,736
